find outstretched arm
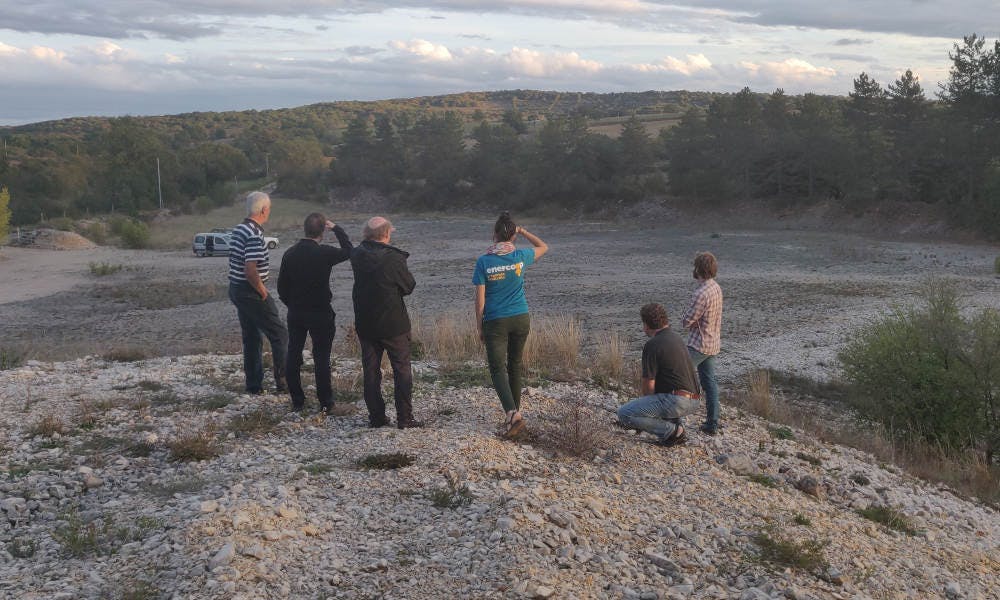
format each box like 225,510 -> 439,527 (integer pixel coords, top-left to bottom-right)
517,226 -> 548,260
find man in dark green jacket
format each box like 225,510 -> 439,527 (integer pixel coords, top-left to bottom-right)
350,216 -> 422,429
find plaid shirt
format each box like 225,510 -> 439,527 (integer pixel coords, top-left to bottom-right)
682,278 -> 723,355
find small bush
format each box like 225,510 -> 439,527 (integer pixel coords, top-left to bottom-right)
44,216 -> 75,231
537,397 -> 610,459
753,529 -> 828,571
792,514 -> 812,527
29,415 -> 66,437
302,462 -> 334,476
857,505 -> 917,535
167,432 -> 219,462
850,473 -> 871,486
427,473 -> 474,509
227,408 -> 282,436
88,261 -> 123,276
54,511 -> 103,557
591,330 -> 626,389
117,219 -> 150,249
7,537 -> 36,558
119,579 -> 160,600
82,222 -> 108,245
137,380 -> 166,392
839,280 -> 1000,465
358,452 -> 415,470
995,256 -> 1000,274
200,393 -> 234,410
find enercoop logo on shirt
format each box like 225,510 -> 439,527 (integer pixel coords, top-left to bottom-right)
485,262 -> 524,277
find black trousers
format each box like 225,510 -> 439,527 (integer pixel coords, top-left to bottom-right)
229,282 -> 288,393
359,332 -> 413,426
286,308 -> 336,409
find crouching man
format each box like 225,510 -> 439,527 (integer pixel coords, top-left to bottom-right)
617,303 -> 701,447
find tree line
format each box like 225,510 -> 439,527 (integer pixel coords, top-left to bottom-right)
1,36 -> 999,239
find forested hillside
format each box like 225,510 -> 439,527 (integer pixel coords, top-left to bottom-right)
2,35 -> 999,238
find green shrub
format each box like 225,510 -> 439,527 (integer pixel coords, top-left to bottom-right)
0,347 -> 24,370
194,195 -> 214,215
82,222 -> 108,245
358,453 -> 415,470
839,280 -> 1000,465
43,216 -> 75,231
752,529 -> 828,571
857,505 -> 917,535
117,219 -> 150,249
995,256 -> 1000,274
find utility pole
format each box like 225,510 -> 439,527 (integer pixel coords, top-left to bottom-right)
264,153 -> 270,179
156,157 -> 163,210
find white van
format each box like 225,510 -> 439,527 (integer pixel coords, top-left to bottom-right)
192,232 -> 279,257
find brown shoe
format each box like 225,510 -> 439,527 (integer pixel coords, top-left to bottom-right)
397,420 -> 425,430
323,404 -> 358,417
505,417 -> 526,439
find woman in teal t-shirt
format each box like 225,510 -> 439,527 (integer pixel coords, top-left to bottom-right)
473,212 -> 549,438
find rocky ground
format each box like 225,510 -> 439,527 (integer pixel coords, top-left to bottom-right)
1,354 -> 997,599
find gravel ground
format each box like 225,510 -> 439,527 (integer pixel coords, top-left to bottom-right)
0,354 -> 997,599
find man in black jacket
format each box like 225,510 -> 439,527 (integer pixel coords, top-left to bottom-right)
277,213 -> 353,414
350,216 -> 422,429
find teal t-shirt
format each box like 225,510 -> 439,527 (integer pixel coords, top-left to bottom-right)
473,248 -> 536,322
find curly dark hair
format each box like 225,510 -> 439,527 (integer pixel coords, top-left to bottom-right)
494,211 -> 517,242
640,303 -> 669,330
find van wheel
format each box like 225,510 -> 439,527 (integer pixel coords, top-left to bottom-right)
268,241 -> 277,249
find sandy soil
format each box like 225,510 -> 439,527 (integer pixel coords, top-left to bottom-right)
2,216 -> 999,383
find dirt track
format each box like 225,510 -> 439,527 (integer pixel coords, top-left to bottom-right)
2,215 -> 999,383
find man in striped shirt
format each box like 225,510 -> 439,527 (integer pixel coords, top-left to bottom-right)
228,191 -> 288,395
681,251 -> 723,435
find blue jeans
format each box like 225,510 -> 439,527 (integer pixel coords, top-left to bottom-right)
617,394 -> 701,441
688,348 -> 719,429
229,282 -> 288,393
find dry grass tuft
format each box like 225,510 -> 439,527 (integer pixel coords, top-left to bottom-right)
741,369 -> 774,418
857,505 -> 917,535
103,346 -> 149,363
167,431 -> 219,462
29,415 -> 67,438
536,396 -> 610,459
412,311 -> 483,364
590,329 -> 627,389
753,528 -> 828,572
524,314 -> 581,377
358,452 -> 415,470
337,324 -> 361,358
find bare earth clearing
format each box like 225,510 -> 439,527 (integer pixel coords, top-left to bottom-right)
2,215 -> 999,383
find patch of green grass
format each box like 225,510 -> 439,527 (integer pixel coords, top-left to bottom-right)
76,435 -> 125,453
200,393 -> 234,410
752,529 -> 828,571
795,451 -> 823,466
358,452 -> 415,470
437,407 -> 457,417
793,514 -> 812,527
421,364 -> 489,388
88,262 -> 123,276
150,390 -> 182,406
54,510 -> 161,558
125,441 -> 156,458
302,462 -> 334,476
118,579 -> 160,600
769,426 -> 795,440
857,505 -> 917,535
227,408 -> 282,436
427,475 -> 474,509
746,473 -> 780,488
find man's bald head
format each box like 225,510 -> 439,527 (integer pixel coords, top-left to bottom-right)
363,216 -> 394,241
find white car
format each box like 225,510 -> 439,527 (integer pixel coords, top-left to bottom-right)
193,231 -> 280,257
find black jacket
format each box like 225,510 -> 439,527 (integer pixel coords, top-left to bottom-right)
277,225 -> 353,313
350,240 -> 416,339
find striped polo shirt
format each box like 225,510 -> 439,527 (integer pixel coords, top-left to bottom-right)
227,219 -> 269,284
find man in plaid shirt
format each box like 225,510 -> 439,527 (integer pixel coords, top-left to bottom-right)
682,252 -> 723,435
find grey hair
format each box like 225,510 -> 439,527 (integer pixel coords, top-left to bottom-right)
246,191 -> 270,217
363,216 -> 393,241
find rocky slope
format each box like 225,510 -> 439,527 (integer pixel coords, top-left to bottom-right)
0,354 -> 997,599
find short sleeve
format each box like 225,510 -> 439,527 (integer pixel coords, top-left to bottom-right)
641,341 -> 657,380
472,257 -> 486,285
518,248 -> 536,267
244,236 -> 266,264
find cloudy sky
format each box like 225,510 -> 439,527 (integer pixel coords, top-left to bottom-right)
0,1 -> 995,125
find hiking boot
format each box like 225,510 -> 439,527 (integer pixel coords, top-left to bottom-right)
397,419 -> 425,430
322,404 -> 358,417
699,424 -> 719,436
369,419 -> 390,428
657,426 -> 687,447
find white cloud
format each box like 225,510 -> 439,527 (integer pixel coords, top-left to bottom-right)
743,58 -> 837,83
502,47 -> 601,77
390,39 -> 454,61
631,53 -> 713,75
